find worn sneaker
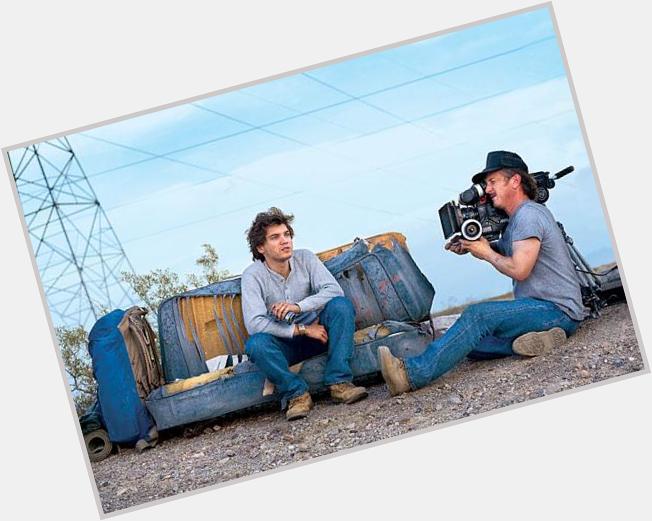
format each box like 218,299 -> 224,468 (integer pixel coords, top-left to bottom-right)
329,382 -> 368,404
512,327 -> 567,357
286,392 -> 313,421
378,345 -> 411,396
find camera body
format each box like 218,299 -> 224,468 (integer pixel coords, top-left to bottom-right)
438,166 -> 573,242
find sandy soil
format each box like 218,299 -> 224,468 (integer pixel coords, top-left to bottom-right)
90,302 -> 644,514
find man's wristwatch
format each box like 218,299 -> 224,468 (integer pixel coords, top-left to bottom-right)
297,324 -> 307,336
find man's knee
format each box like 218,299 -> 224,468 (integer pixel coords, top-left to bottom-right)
461,302 -> 487,322
323,296 -> 354,317
245,333 -> 276,360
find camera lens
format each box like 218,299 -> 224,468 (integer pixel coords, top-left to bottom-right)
459,184 -> 485,205
536,186 -> 549,203
461,219 -> 483,240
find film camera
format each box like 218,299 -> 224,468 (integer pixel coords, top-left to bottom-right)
438,165 -> 574,243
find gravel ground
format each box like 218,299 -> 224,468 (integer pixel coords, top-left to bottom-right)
91,302 -> 644,514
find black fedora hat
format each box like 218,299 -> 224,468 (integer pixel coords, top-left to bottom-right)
472,150 -> 528,184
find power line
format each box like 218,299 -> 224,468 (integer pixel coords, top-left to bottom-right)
103,83 -> 573,246
80,35 -> 555,179
45,34 -> 567,253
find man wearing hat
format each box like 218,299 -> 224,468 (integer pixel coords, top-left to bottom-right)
378,151 -> 586,396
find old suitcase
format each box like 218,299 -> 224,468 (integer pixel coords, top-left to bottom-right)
321,233 -> 434,329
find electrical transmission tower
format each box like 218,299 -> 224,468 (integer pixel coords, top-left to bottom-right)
9,136 -> 136,329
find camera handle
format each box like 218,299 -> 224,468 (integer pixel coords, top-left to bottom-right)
556,221 -> 606,318
552,165 -> 574,180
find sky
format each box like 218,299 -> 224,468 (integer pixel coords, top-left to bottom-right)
9,7 -> 615,323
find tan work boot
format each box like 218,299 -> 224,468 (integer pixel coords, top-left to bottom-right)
286,392 -> 313,421
512,327 -> 567,357
329,382 -> 368,404
378,345 -> 411,396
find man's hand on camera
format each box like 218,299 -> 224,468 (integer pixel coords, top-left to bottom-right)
460,237 -> 493,260
270,302 -> 301,320
445,239 -> 468,255
304,322 -> 328,344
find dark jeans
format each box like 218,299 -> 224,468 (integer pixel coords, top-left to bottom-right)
405,298 -> 581,390
245,296 -> 355,407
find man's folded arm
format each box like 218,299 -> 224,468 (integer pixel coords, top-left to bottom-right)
295,251 -> 344,313
241,272 -> 294,339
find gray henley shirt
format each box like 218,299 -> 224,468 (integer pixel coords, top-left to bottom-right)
241,249 -> 344,339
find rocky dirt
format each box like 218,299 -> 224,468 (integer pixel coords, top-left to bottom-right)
91,302 -> 644,514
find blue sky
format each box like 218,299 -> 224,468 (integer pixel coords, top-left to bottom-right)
11,7 -> 615,319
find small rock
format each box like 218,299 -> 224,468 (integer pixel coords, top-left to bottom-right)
447,394 -> 462,405
212,425 -> 222,432
217,457 -> 230,465
225,449 -> 236,457
580,370 -> 591,378
545,382 -> 562,395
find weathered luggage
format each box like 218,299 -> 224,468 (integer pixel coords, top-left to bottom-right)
146,232 -> 435,430
321,233 -> 434,329
88,308 -> 159,445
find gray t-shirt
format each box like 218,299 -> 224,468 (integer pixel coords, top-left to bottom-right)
496,200 -> 586,321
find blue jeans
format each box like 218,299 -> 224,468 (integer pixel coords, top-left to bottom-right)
404,298 -> 581,390
245,296 -> 355,408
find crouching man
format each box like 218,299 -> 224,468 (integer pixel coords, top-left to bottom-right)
242,207 -> 368,421
379,151 -> 587,396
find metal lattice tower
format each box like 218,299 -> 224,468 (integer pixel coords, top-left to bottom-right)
9,137 -> 136,329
